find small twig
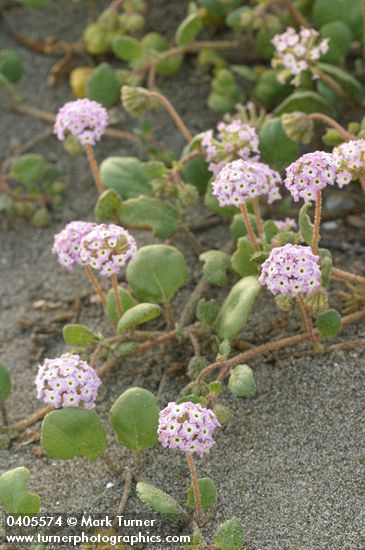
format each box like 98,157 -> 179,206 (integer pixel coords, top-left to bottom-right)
115,466 -> 133,517
141,90 -> 192,142
12,128 -> 53,155
306,113 -> 356,141
11,405 -> 53,432
331,267 -> 365,286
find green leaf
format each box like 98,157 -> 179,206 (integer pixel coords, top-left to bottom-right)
126,244 -> 188,303
119,196 -> 179,239
216,276 -> 261,340
0,363 -> 11,400
208,68 -> 245,114
228,364 -> 256,397
109,387 -> 159,450
196,298 -> 220,328
100,157 -> 152,199
181,155 -> 211,195
299,203 -> 314,245
198,0 -> 241,17
175,13 -> 202,46
215,517 -> 245,550
140,32 -> 168,54
0,50 -> 23,84
186,477 -> 217,510
136,482 -> 183,519
41,409 -> 106,460
274,90 -> 333,116
95,188 -> 122,221
316,309 -> 342,338
320,22 -> 352,62
111,35 -> 142,62
62,324 -> 95,347
259,118 -> 299,171
10,154 -> 45,185
0,468 -> 40,515
107,286 -> 138,323
19,0 -> 48,7
117,303 -> 161,333
200,250 -> 231,287
312,0 -> 362,40
317,63 -> 363,101
263,220 -> 279,244
86,63 -> 120,108
254,69 -> 292,108
230,212 -> 257,240
231,238 -> 258,277
319,248 -> 333,287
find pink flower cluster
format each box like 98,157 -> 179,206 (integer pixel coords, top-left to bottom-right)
259,244 -> 322,297
284,151 -> 336,202
158,401 -> 220,457
201,118 -> 260,176
54,99 -> 109,146
212,159 -> 282,207
274,218 -> 297,232
35,353 -> 101,409
332,139 -> 365,187
80,223 -> 137,277
52,221 -> 96,271
272,27 -> 329,86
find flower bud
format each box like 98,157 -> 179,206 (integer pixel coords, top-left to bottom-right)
121,85 -> 157,117
281,111 -> 314,144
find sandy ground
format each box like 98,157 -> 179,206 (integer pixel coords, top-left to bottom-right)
0,1 -> 365,549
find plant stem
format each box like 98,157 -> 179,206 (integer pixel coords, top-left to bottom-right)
306,113 -> 356,141
253,198 -> 264,240
84,266 -> 107,307
11,405 -> 53,432
142,91 -> 192,142
111,274 -> 123,320
311,190 -> 322,255
240,204 -> 259,250
84,143 -> 105,194
282,0 -> 310,28
330,267 -> 365,286
297,294 -> 317,344
1,401 -> 8,426
359,175 -> 365,193
314,68 -> 365,114
186,453 -> 202,524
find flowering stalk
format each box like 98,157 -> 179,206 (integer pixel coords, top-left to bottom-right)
297,294 -> 316,343
311,190 -> 322,255
140,90 -> 192,142
241,204 -> 259,250
330,267 -> 365,286
84,266 -> 107,307
253,198 -> 264,240
314,68 -> 365,114
306,113 -> 356,141
185,453 -> 202,524
84,143 -> 105,195
111,274 -> 123,320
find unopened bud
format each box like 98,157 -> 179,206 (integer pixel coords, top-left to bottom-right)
275,293 -> 293,312
121,85 -> 157,117
282,111 -> 314,144
305,287 -> 329,316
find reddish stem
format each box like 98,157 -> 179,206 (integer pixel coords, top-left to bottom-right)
311,190 -> 322,255
186,453 -> 202,524
112,274 -> 123,321
84,143 -> 105,194
240,204 -> 259,250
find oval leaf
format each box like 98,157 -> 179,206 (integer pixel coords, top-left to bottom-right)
109,387 -> 159,450
299,203 -> 314,245
41,409 -> 106,460
119,196 -> 179,239
86,63 -> 120,108
186,477 -> 217,510
215,517 -> 245,550
10,154 -> 45,185
100,157 -> 152,199
274,90 -> 333,116
111,35 -> 142,62
126,244 -> 188,303
175,13 -> 202,46
200,250 -> 231,287
117,303 -> 161,333
107,286 -> 138,323
216,276 -> 261,340
62,324 -> 95,347
259,118 -> 299,171
95,188 -> 122,221
136,482 -> 183,519
0,467 -> 40,515
231,238 -> 258,277
316,309 -> 342,338
228,364 -> 256,397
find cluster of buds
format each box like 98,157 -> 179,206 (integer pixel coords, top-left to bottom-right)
158,401 -> 220,457
52,221 -> 96,271
212,158 -> 282,207
54,99 -> 109,146
35,353 -> 101,409
271,27 -> 329,87
259,244 -> 322,297
80,223 -> 137,277
284,151 -> 336,202
332,139 -> 365,187
201,118 -> 260,176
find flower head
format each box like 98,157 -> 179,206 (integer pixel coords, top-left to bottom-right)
212,159 -> 282,207
158,401 -> 220,457
284,151 -> 336,202
52,221 -> 96,271
272,27 -> 329,86
332,139 -> 365,187
35,353 -> 101,409
54,99 -> 109,146
274,218 -> 297,232
80,223 -> 137,277
259,244 -> 321,297
202,118 -> 260,176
